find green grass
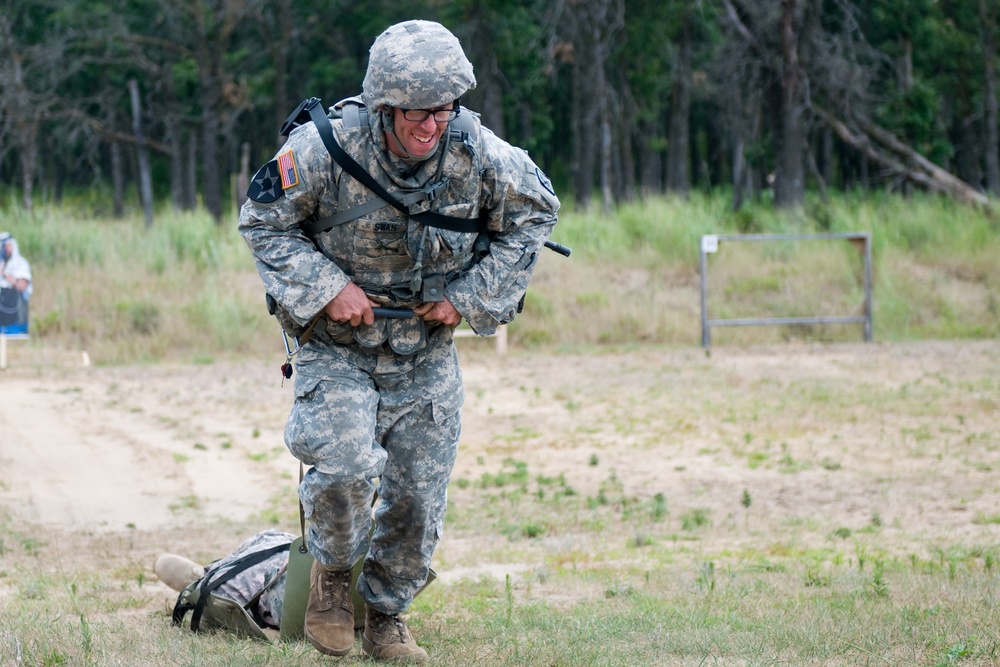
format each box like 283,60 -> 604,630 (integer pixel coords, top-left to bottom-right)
2,482 -> 1000,666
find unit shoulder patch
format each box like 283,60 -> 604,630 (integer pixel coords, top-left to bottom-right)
247,160 -> 285,203
535,167 -> 556,196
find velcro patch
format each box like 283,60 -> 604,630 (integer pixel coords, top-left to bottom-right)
247,160 -> 284,203
535,167 -> 555,196
278,150 -> 299,189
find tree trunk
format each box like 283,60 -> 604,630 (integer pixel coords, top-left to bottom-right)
165,120 -> 184,212
517,101 -> 534,148
111,138 -> 125,218
568,0 -> 622,210
571,42 -> 595,209
638,116 -> 663,197
897,35 -> 913,91
599,110 -> 614,214
11,55 -> 36,214
185,130 -> 198,211
273,0 -> 292,149
732,137 -> 747,210
981,0 -> 1000,194
236,141 -> 250,210
467,6 -> 507,139
18,126 -> 37,213
954,112 -> 983,190
128,78 -> 154,229
820,126 -> 833,186
52,157 -> 64,204
705,110 -> 725,188
666,14 -> 692,196
572,28 -> 600,210
200,90 -> 223,223
731,100 -> 761,210
617,86 -> 637,202
593,16 -> 614,214
774,0 -> 806,208
193,4 -> 226,224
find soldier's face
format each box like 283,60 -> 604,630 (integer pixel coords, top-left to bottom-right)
388,106 -> 449,158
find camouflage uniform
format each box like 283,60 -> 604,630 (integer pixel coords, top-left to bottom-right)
238,19 -> 559,615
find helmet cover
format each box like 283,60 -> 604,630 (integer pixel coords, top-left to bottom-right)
363,20 -> 477,111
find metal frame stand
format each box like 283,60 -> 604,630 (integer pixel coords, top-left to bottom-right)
700,232 -> 873,347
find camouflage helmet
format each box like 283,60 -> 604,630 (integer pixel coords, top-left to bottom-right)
362,20 -> 477,111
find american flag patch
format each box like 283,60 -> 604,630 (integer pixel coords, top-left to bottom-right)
278,150 -> 299,189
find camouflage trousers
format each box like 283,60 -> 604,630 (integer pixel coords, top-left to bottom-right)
286,325 -> 463,614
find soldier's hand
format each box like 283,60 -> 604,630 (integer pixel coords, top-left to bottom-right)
324,283 -> 376,327
413,299 -> 462,326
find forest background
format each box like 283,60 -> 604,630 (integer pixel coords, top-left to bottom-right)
5,0 -> 1000,220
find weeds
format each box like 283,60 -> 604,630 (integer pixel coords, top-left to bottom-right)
680,508 -> 712,532
2,192 -> 998,364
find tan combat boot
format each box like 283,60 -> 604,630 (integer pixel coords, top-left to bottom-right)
362,607 -> 428,663
304,561 -> 355,656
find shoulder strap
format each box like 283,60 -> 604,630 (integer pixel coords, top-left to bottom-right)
299,98 -> 484,235
341,101 -> 364,130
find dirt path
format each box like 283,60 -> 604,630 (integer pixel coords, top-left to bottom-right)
0,340 -> 998,574
0,361 -> 291,532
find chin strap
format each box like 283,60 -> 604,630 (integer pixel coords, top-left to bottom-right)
288,97 -> 485,236
384,109 -> 441,163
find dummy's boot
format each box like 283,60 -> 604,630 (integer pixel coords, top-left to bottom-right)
304,561 -> 355,655
153,554 -> 205,592
362,607 -> 428,663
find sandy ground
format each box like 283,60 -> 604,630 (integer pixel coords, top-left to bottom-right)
0,339 -> 998,590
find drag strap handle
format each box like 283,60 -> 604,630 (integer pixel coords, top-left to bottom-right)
544,240 -> 572,257
372,307 -> 413,319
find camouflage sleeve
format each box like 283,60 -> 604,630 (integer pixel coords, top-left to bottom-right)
445,127 -> 560,335
237,123 -> 351,328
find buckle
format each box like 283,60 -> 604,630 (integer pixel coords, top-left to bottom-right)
279,98 -> 324,138
423,178 -> 448,203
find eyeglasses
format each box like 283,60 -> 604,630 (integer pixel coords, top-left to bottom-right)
401,106 -> 460,123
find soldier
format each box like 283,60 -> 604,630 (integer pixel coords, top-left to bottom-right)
239,19 -> 559,662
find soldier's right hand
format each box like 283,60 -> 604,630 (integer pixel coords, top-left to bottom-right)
324,283 -> 376,327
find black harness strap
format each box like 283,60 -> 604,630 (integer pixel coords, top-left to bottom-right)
172,543 -> 290,632
300,98 -> 484,235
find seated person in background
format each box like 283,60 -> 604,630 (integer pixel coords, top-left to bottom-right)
0,232 -> 32,334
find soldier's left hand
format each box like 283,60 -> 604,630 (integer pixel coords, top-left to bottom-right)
413,299 -> 462,326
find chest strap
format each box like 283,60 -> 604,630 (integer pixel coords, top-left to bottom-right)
300,188 -> 437,237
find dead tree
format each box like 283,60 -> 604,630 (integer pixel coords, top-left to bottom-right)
128,79 -> 154,229
813,105 -> 992,211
